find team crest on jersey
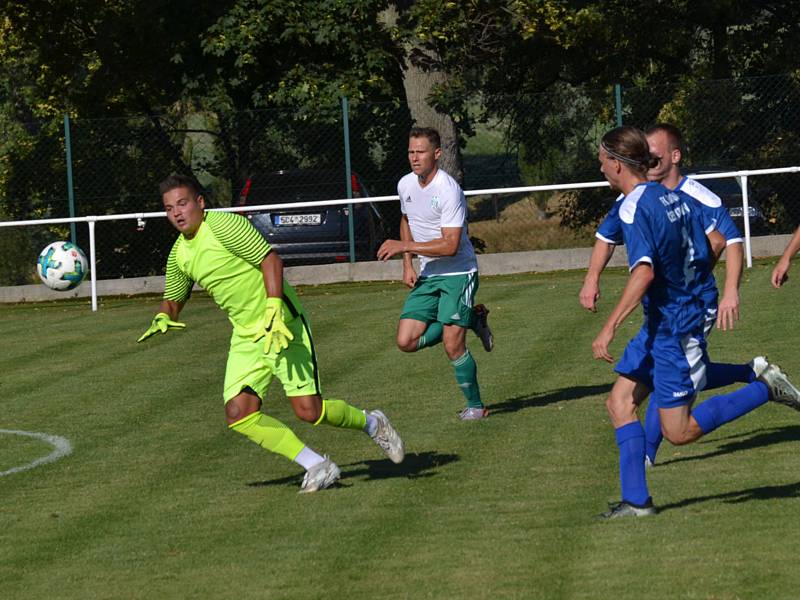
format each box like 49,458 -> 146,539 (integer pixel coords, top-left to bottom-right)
430,196 -> 440,209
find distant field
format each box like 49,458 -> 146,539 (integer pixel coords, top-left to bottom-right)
3,261 -> 800,599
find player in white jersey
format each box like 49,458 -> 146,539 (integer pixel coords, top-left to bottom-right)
771,224 -> 800,288
377,127 -> 493,421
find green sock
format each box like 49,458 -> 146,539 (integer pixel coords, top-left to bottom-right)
417,322 -> 443,349
451,349 -> 483,408
229,412 -> 305,461
314,398 -> 367,431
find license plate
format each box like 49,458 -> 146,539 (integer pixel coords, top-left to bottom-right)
275,214 -> 321,226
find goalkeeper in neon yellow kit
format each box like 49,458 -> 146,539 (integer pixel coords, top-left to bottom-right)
138,174 -> 405,493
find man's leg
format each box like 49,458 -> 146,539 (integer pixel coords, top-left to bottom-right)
602,376 -> 653,517
443,324 -> 486,419
396,318 -> 439,352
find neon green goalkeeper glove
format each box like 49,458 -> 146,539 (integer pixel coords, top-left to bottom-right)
255,297 -> 294,354
137,312 -> 186,343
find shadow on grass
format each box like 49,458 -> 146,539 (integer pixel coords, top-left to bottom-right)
487,383 -> 612,415
247,450 -> 459,490
659,425 -> 800,466
659,480 -> 800,513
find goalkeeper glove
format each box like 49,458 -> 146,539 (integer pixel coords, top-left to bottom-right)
255,297 -> 294,354
137,312 -> 186,343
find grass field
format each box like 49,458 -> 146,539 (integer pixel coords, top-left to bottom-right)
3,260 -> 800,599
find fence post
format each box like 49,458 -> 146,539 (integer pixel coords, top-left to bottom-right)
341,96 -> 355,263
64,114 -> 77,244
614,84 -> 623,127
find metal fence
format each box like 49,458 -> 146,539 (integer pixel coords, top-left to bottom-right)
2,73 -> 800,286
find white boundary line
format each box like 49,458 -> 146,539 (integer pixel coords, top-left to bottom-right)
0,429 -> 72,477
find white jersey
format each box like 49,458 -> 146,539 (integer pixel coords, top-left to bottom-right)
397,169 -> 478,276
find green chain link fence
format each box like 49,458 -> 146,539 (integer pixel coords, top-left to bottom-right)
2,73 -> 800,285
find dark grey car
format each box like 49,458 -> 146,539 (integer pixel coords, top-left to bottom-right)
235,169 -> 394,265
689,171 -> 768,236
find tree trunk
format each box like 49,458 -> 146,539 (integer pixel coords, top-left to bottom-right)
380,4 -> 464,185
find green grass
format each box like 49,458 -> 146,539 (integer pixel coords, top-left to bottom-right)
2,260 -> 800,599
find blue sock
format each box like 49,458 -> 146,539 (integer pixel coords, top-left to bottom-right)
615,422 -> 650,506
692,381 -> 769,434
643,400 -> 663,465
704,362 -> 757,390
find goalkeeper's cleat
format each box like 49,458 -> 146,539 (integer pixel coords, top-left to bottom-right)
758,363 -> 800,411
459,407 -> 489,421
369,410 -> 405,464
298,456 -> 341,494
472,304 -> 494,352
748,355 -> 769,378
597,498 -> 657,520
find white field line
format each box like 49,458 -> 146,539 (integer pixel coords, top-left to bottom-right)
0,429 -> 73,477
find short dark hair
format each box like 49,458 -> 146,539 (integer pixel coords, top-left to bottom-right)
159,173 -> 203,198
409,127 -> 441,149
600,126 -> 658,174
645,123 -> 684,156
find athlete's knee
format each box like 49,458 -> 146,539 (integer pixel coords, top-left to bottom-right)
605,394 -> 636,426
662,424 -> 701,446
292,395 -> 323,423
225,395 -> 260,425
396,334 -> 418,353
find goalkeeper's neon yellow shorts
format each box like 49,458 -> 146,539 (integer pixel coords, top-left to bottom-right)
223,313 -> 320,402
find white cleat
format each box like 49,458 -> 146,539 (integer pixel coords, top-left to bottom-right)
759,363 -> 800,411
298,456 -> 341,494
369,410 -> 405,464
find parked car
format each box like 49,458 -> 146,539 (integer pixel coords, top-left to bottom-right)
235,169 -> 394,265
688,170 -> 769,236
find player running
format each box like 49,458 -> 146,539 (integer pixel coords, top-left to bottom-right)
137,174 -> 404,493
377,127 -> 493,421
592,126 -> 800,518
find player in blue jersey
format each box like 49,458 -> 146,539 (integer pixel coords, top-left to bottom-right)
581,123 -> 771,467
592,127 -> 800,518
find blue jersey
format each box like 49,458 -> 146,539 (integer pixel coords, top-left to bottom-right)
619,182 -> 711,336
596,194 -> 624,245
675,176 -> 742,244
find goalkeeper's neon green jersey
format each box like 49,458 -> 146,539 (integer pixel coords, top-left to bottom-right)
163,211 -> 302,337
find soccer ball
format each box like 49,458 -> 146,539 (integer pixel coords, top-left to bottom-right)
36,241 -> 89,291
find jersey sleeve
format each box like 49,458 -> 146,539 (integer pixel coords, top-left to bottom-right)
596,199 -> 624,244
206,211 -> 272,266
620,204 -> 654,271
163,241 -> 194,302
711,206 -> 743,244
439,184 -> 467,228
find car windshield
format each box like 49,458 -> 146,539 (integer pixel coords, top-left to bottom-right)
243,171 -> 351,205
690,175 -> 743,196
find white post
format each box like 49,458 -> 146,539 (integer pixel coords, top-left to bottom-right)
739,175 -> 753,268
88,219 -> 98,312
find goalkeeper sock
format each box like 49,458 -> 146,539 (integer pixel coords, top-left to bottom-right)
451,350 -> 483,408
229,411 -> 305,461
314,399 -> 367,431
417,322 -> 443,349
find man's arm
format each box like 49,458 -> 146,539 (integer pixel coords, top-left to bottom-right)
260,250 -> 284,298
592,263 -> 654,363
717,242 -> 742,330
580,240 -> 616,312
156,299 -> 185,320
399,215 -> 417,288
377,226 -> 462,261
772,224 -> 800,288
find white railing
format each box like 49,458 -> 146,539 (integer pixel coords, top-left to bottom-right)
2,166 -> 799,310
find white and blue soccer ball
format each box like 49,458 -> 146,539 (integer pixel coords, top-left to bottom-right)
36,241 -> 88,291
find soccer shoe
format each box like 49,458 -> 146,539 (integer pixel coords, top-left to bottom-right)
597,499 -> 657,520
298,456 -> 341,494
472,304 -> 494,352
748,355 -> 769,378
459,407 -> 490,421
369,410 -> 405,464
758,363 -> 800,411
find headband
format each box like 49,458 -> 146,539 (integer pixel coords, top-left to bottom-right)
601,141 -> 646,167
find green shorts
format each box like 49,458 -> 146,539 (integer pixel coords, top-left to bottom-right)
400,272 -> 479,327
223,313 -> 321,403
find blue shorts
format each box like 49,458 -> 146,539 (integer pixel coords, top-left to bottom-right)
615,325 -> 709,409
